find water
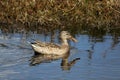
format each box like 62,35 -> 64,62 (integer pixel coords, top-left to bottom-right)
0,30 -> 120,80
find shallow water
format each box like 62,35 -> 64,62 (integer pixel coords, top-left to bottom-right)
0,30 -> 120,80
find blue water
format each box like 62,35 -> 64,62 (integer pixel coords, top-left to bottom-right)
0,32 -> 120,80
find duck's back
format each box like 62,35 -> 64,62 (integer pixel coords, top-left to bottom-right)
31,41 -> 69,55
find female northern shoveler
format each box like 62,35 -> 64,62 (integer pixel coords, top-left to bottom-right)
31,31 -> 77,55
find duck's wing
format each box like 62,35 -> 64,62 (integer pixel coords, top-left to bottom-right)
31,40 -> 61,49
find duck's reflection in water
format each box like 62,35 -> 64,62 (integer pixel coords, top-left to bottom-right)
30,52 -> 80,71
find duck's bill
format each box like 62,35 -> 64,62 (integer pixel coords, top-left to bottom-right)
71,37 -> 78,42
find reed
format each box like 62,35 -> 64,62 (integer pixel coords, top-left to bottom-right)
0,0 -> 120,31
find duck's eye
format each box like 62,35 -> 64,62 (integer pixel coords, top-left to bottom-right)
66,33 -> 69,35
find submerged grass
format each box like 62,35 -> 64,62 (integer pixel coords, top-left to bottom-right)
0,0 -> 120,33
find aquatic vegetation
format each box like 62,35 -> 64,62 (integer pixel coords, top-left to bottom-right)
0,0 -> 120,30
0,0 -> 120,40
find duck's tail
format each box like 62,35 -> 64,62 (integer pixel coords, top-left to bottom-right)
27,39 -> 40,44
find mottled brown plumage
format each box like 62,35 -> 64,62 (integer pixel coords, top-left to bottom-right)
31,31 -> 77,55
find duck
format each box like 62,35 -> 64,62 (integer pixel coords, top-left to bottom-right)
31,31 -> 77,55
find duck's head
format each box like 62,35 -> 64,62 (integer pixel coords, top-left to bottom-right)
60,31 -> 77,42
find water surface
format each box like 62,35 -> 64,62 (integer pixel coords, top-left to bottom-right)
0,29 -> 120,80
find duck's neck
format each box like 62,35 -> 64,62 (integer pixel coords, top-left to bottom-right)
61,39 -> 69,46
